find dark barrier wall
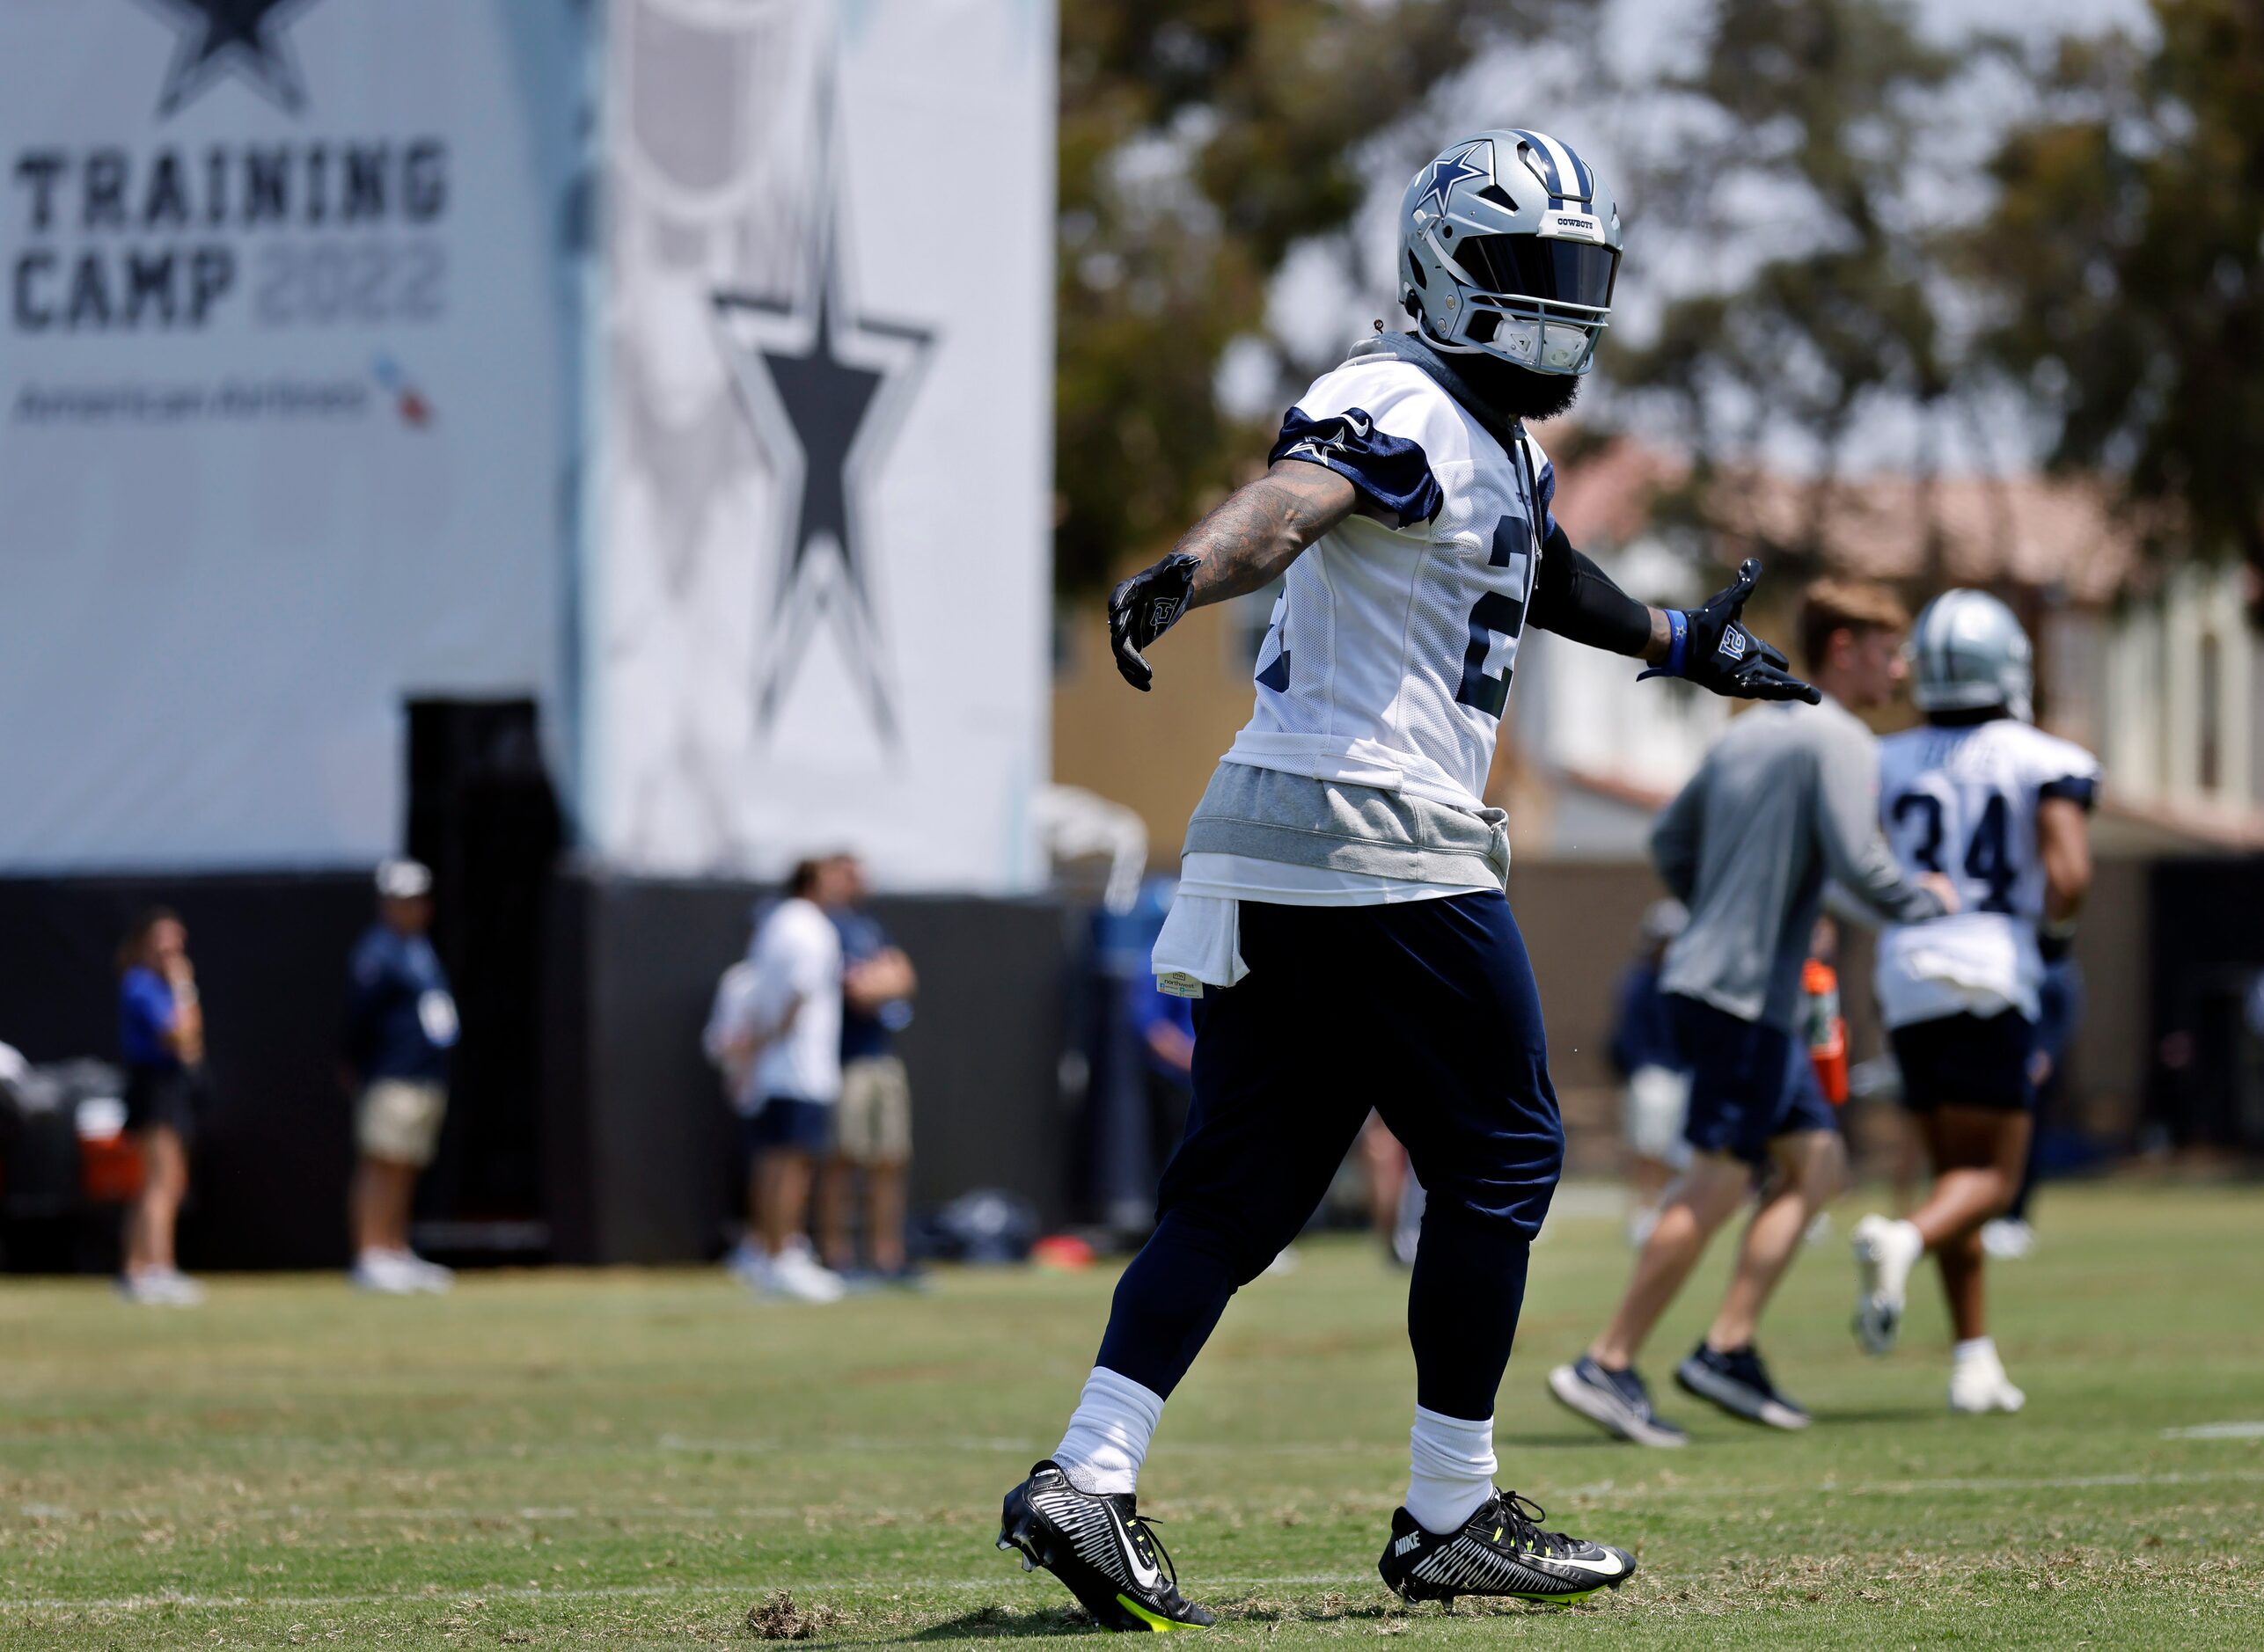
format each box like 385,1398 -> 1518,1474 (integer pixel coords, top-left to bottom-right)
541,872 -> 1080,1264
0,874 -> 372,1269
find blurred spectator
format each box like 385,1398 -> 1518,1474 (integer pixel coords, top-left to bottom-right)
1357,1116 -> 1418,1267
820,854 -> 920,1282
705,857 -> 853,1304
115,908 -> 207,1306
341,859 -> 458,1295
1985,957 -> 2084,1260
1609,900 -> 1691,1246
1131,972 -> 1196,1188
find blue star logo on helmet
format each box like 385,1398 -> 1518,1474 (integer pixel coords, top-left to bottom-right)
1413,140 -> 1491,220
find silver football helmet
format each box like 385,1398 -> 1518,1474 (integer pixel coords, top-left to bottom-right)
1399,128 -> 1623,376
1909,589 -> 2034,722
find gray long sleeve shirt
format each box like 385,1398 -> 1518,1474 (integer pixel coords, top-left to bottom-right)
1653,695 -> 1945,1030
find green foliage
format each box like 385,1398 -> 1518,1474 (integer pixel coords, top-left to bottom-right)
1607,0 -> 1964,574
1968,0 -> 2264,572
1054,2 -> 1558,596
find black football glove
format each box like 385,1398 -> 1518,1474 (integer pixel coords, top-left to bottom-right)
1641,558 -> 1820,704
1107,552 -> 1201,691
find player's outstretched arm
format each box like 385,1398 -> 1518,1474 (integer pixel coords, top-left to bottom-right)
1106,460 -> 1358,691
1530,537 -> 1817,703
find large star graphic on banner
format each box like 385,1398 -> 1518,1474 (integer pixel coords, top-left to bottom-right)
712,127 -> 934,749
137,0 -> 328,119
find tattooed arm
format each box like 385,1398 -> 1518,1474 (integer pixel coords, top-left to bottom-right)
1106,460 -> 1359,691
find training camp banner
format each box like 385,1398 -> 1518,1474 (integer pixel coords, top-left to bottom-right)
0,0 -> 582,870
584,0 -> 1056,892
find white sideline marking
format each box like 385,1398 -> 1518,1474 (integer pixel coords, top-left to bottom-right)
2161,1421 -> 2264,1440
1562,1467 -> 2264,1501
0,1573 -> 1375,1615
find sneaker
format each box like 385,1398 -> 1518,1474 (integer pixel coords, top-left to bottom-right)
1949,1353 -> 2027,1415
120,1268 -> 204,1306
352,1250 -> 421,1295
723,1239 -> 768,1285
1981,1218 -> 2036,1260
997,1460 -> 1215,1633
392,1251 -> 454,1293
1852,1214 -> 1923,1355
1675,1343 -> 1809,1430
1378,1489 -> 1635,1607
766,1246 -> 846,1304
1547,1356 -> 1689,1447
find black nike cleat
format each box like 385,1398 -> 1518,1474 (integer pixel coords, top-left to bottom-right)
997,1461 -> 1216,1633
1675,1342 -> 1810,1430
1377,1489 -> 1636,1608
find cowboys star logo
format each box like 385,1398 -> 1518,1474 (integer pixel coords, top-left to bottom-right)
711,98 -> 934,749
136,0 -> 331,119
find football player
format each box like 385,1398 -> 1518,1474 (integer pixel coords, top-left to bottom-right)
993,129 -> 1815,1629
1548,582 -> 1954,1448
1851,591 -> 2099,1414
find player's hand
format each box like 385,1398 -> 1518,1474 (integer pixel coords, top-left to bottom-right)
1644,559 -> 1821,704
1916,872 -> 1961,915
1107,552 -> 1201,691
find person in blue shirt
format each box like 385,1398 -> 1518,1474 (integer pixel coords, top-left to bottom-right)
1608,900 -> 1692,1246
818,855 -> 920,1280
341,859 -> 459,1295
115,908 -> 209,1305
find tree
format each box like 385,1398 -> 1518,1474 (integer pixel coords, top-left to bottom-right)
1054,2 -> 1563,596
1603,0 -> 1968,578
1967,0 -> 2264,579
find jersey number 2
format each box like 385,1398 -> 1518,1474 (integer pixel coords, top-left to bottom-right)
1454,518 -> 1534,717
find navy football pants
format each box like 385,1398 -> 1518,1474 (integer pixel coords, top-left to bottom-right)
1095,893 -> 1564,1422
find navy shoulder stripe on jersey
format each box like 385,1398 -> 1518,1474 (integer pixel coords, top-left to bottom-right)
2039,773 -> 2099,811
1271,406 -> 1445,526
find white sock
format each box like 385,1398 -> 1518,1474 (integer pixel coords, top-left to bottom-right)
1953,1335 -> 1997,1371
1052,1368 -> 1165,1495
1404,1406 -> 1497,1535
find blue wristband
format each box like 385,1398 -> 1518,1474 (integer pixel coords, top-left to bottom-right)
1665,608 -> 1689,677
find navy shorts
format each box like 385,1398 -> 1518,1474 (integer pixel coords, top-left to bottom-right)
1160,893 -> 1564,1266
1669,995 -> 1837,1166
1891,1011 -> 2036,1113
744,1097 -> 832,1154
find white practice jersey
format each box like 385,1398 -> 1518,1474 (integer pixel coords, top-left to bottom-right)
1230,354 -> 1554,814
1873,719 -> 2100,1027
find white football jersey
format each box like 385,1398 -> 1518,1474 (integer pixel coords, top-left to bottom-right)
1229,355 -> 1553,814
1873,719 -> 2101,1027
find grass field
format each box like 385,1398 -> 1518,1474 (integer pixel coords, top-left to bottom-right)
2,1181 -> 2258,1649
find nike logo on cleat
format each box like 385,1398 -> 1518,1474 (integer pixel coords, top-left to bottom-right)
1392,1532 -> 1423,1557
1115,1517 -> 1162,1591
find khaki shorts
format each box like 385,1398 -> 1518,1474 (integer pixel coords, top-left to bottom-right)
357,1078 -> 448,1167
833,1056 -> 912,1164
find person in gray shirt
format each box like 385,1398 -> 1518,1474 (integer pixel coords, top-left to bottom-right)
1550,581 -> 1956,1445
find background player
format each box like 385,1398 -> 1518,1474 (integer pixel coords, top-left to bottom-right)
1550,582 -> 1954,1444
994,128 -> 1819,1630
1852,591 -> 2099,1414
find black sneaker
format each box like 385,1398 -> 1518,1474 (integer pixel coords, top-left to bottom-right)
996,1461 -> 1215,1633
1377,1489 -> 1636,1607
1547,1356 -> 1689,1447
1675,1343 -> 1809,1431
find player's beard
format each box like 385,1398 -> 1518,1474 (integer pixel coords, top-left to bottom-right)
1461,354 -> 1583,424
